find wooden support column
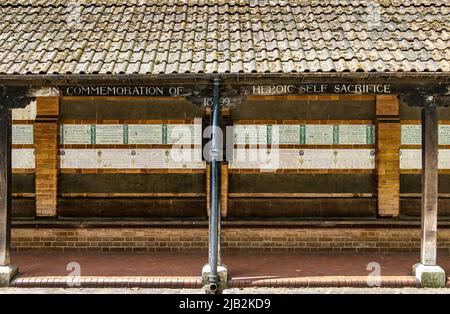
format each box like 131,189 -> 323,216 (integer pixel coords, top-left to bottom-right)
0,88 -> 30,286
376,95 -> 401,217
34,96 -> 59,217
0,103 -> 18,286
207,163 -> 228,218
0,106 -> 12,267
420,99 -> 438,266
412,96 -> 445,288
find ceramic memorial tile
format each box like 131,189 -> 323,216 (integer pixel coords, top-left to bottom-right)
272,125 -> 300,144
178,148 -> 206,169
167,150 -> 205,168
439,149 -> 450,169
12,149 -> 35,168
338,125 -> 373,144
169,147 -> 200,162
305,125 -> 334,144
287,149 -> 332,169
230,148 -> 278,169
97,149 -> 134,168
439,125 -> 450,145
60,149 -> 98,168
167,124 -> 202,145
305,149 -> 335,169
401,125 -> 422,145
12,124 -> 34,144
95,125 -> 125,144
61,124 -> 93,144
133,149 -> 167,168
400,149 -> 421,169
278,149 -> 301,168
234,125 -> 268,145
335,149 -> 375,169
127,124 -> 163,144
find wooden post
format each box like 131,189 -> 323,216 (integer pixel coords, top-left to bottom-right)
420,100 -> 438,266
0,103 -> 18,287
412,97 -> 445,288
0,105 -> 12,266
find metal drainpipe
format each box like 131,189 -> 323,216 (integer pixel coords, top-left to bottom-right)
208,77 -> 221,290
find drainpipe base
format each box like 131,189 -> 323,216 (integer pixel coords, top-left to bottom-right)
201,263 -> 228,293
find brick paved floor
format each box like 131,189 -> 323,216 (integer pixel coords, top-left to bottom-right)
2,287 -> 450,294
10,252 -> 450,278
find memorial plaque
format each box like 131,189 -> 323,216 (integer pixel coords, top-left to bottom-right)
272,125 -> 300,144
12,149 -> 35,168
134,149 -> 205,169
400,149 -> 421,169
401,125 -> 422,145
335,149 -> 375,169
439,125 -> 450,145
305,125 -> 333,144
168,148 -> 205,168
95,125 -> 125,144
234,125 -> 267,145
439,149 -> 450,169
134,149 -> 167,168
303,149 -> 335,169
127,124 -> 163,144
12,125 -> 34,144
278,149 -> 300,168
167,124 -> 202,145
60,149 -> 98,168
338,125 -> 369,144
230,148 -> 279,169
61,124 -> 92,144
230,148 -> 375,169
97,149 -> 134,168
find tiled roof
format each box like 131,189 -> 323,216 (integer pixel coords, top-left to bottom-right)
0,0 -> 449,75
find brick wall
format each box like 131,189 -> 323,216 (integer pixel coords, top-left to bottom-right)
376,95 -> 401,217
34,97 -> 59,217
11,227 -> 450,253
